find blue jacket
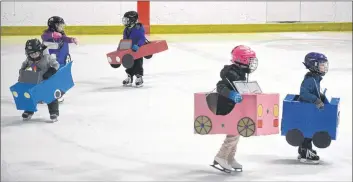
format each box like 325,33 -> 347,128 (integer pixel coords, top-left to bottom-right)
123,23 -> 146,47
299,72 -> 322,103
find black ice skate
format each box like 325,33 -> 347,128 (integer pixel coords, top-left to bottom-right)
47,114 -> 58,123
298,148 -> 320,164
123,74 -> 133,86
135,75 -> 144,87
22,111 -> 34,121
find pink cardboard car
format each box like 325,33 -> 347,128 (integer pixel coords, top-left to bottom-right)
194,81 -> 280,137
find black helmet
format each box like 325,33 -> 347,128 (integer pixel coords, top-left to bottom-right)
122,11 -> 138,27
25,38 -> 46,62
47,16 -> 65,32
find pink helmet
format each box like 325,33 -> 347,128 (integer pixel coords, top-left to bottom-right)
231,45 -> 258,73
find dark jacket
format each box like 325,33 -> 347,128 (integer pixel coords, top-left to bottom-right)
216,64 -> 247,98
299,72 -> 323,103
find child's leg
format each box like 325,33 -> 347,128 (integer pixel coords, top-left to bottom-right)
227,135 -> 242,169
133,58 -> 144,76
214,135 -> 238,170
134,58 -> 144,86
47,99 -> 59,122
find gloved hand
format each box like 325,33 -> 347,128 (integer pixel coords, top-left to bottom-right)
228,91 -> 243,103
314,98 -> 324,110
43,67 -> 57,80
52,32 -> 62,39
72,37 -> 79,45
132,44 -> 139,52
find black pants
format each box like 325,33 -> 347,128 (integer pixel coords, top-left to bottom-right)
25,99 -> 59,115
125,58 -> 143,76
298,138 -> 313,154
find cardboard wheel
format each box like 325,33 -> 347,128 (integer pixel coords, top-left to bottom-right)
194,115 -> 212,135
144,55 -> 153,59
110,64 -> 121,68
237,117 -> 255,137
54,89 -> 62,99
313,131 -> 331,148
122,54 -> 134,69
286,129 -> 304,146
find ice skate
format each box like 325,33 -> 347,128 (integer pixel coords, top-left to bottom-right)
22,112 -> 33,121
298,149 -> 320,164
210,156 -> 234,173
122,74 -> 133,86
58,96 -> 64,103
47,114 -> 58,123
135,75 -> 143,87
297,147 -> 316,160
229,159 -> 243,172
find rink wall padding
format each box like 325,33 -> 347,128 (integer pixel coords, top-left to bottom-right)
1,22 -> 352,36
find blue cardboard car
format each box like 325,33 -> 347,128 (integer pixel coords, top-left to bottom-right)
9,61 -> 74,112
43,41 -> 72,69
281,93 -> 340,149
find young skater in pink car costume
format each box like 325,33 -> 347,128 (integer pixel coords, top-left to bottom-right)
213,45 -> 258,172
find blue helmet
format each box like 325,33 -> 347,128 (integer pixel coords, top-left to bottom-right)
303,52 -> 329,76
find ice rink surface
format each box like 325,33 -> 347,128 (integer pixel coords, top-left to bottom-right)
1,32 -> 352,181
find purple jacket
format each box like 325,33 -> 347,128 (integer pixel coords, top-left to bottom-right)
123,23 -> 146,47
41,29 -> 75,43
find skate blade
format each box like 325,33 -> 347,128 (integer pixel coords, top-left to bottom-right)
233,167 -> 243,172
46,119 -> 58,123
210,161 -> 234,173
22,116 -> 33,121
299,158 -> 320,164
123,84 -> 133,87
210,164 -> 232,173
135,84 -> 143,88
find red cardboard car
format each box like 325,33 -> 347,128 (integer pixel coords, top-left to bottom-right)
106,39 -> 168,69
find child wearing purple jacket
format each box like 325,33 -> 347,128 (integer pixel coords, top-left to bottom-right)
41,16 -> 78,67
121,11 -> 147,87
41,16 -> 78,103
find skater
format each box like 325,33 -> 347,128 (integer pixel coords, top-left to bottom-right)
121,10 -> 147,87
211,45 -> 258,173
41,16 -> 78,103
297,52 -> 329,164
19,38 -> 60,122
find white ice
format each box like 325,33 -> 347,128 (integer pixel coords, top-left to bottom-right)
1,32 -> 352,181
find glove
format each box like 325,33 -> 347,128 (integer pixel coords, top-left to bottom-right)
52,32 -> 62,39
320,93 -> 328,104
228,91 -> 243,103
72,38 -> 79,45
314,98 -> 324,110
131,44 -> 139,52
43,67 -> 57,80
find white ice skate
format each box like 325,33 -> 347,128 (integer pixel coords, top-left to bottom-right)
229,159 -> 243,172
123,74 -> 133,87
135,75 -> 143,88
211,156 -> 234,173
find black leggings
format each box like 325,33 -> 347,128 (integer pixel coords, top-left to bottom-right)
125,58 -> 143,76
